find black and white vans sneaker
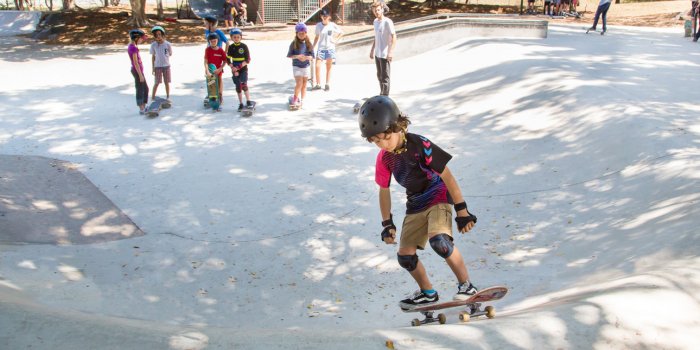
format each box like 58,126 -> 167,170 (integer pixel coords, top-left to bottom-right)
399,290 -> 439,310
453,282 -> 478,301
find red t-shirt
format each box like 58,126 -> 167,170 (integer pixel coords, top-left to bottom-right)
205,46 -> 227,76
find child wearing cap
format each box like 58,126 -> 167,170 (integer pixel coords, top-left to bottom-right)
226,28 -> 253,111
286,22 -> 314,108
150,26 -> 173,102
311,9 -> 343,91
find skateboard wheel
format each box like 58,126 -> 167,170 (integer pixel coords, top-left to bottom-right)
411,318 -> 421,327
485,306 -> 495,319
438,313 -> 446,324
459,312 -> 470,322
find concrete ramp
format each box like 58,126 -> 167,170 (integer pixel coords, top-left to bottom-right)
0,155 -> 144,245
0,10 -> 40,37
338,17 -> 548,64
190,0 -> 225,20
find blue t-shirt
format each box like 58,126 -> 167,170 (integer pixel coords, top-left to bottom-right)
205,29 -> 228,48
286,41 -> 314,68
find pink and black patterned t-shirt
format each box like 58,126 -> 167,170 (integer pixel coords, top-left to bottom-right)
375,133 -> 453,214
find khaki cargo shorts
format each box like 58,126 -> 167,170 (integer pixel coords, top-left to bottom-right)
400,203 -> 453,250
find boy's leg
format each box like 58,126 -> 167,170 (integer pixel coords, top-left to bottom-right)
425,203 -> 469,284
398,246 -> 433,291
325,58 -> 333,86
218,74 -> 224,103
315,58 -> 322,86
241,71 -> 251,102
601,3 -> 610,31
164,67 -> 171,99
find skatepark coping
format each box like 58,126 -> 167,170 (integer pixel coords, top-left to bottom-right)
337,16 -> 548,64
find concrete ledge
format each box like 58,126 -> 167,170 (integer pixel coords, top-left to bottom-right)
0,10 -> 41,37
0,155 -> 144,245
338,17 -> 548,64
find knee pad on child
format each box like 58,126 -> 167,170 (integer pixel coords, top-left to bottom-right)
241,83 -> 248,91
429,234 -> 454,259
397,254 -> 418,272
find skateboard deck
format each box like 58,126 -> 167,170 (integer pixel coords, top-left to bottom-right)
352,97 -> 368,113
585,27 -> 606,35
206,63 -> 221,111
402,285 -> 508,326
288,96 -> 300,111
145,97 -> 171,118
241,101 -> 256,117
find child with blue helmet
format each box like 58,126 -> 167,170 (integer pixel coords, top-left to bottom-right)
286,23 -> 314,108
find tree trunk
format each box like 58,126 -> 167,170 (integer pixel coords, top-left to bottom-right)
104,0 -> 109,7
62,0 -> 74,10
15,0 -> 24,10
128,0 -> 150,27
156,0 -> 163,20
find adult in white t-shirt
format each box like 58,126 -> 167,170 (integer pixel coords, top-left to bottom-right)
312,9 -> 344,91
369,1 -> 396,96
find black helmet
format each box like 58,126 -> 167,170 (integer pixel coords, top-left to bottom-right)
207,33 -> 219,41
129,29 -> 146,41
358,95 -> 400,138
204,16 -> 217,24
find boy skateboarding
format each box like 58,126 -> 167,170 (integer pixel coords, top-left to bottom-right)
358,95 -> 479,310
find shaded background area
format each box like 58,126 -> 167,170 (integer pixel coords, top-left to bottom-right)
0,24 -> 698,349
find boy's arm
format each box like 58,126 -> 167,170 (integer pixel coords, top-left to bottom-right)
439,166 -> 476,233
132,53 -> 145,81
151,54 -> 155,75
369,39 -> 375,59
378,186 -> 396,244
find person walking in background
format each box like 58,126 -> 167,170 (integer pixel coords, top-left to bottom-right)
587,0 -> 612,35
369,1 -> 396,96
312,9 -> 344,91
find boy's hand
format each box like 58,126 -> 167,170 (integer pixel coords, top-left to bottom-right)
455,211 -> 477,233
381,215 -> 397,245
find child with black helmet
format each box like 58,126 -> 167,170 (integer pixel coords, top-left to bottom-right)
127,29 -> 149,115
149,26 -> 172,102
203,16 -> 229,52
286,22 -> 314,109
226,27 -> 253,111
358,95 -> 479,310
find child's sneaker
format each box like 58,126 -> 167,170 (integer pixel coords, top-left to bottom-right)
312,84 -> 322,90
296,98 -> 302,108
324,84 -> 330,91
238,103 -> 244,112
453,282 -> 478,301
399,290 -> 439,310
139,109 -> 145,115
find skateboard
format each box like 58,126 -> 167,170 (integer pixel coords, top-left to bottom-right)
402,285 -> 508,326
205,63 -> 221,111
240,100 -> 256,117
288,95 -> 300,111
585,27 -> 606,35
145,97 -> 171,118
352,97 -> 368,114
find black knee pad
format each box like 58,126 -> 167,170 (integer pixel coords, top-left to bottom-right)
235,85 -> 242,93
397,254 -> 418,272
241,83 -> 248,91
429,234 -> 454,258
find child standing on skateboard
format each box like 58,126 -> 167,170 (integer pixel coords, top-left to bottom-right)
149,26 -> 172,102
358,95 -> 479,310
226,28 -> 253,111
311,9 -> 343,91
286,23 -> 314,109
127,29 -> 149,115
204,33 -> 227,110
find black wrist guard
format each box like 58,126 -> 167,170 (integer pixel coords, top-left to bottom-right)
455,214 -> 477,231
454,201 -> 467,212
381,214 -> 396,242
382,214 -> 395,228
